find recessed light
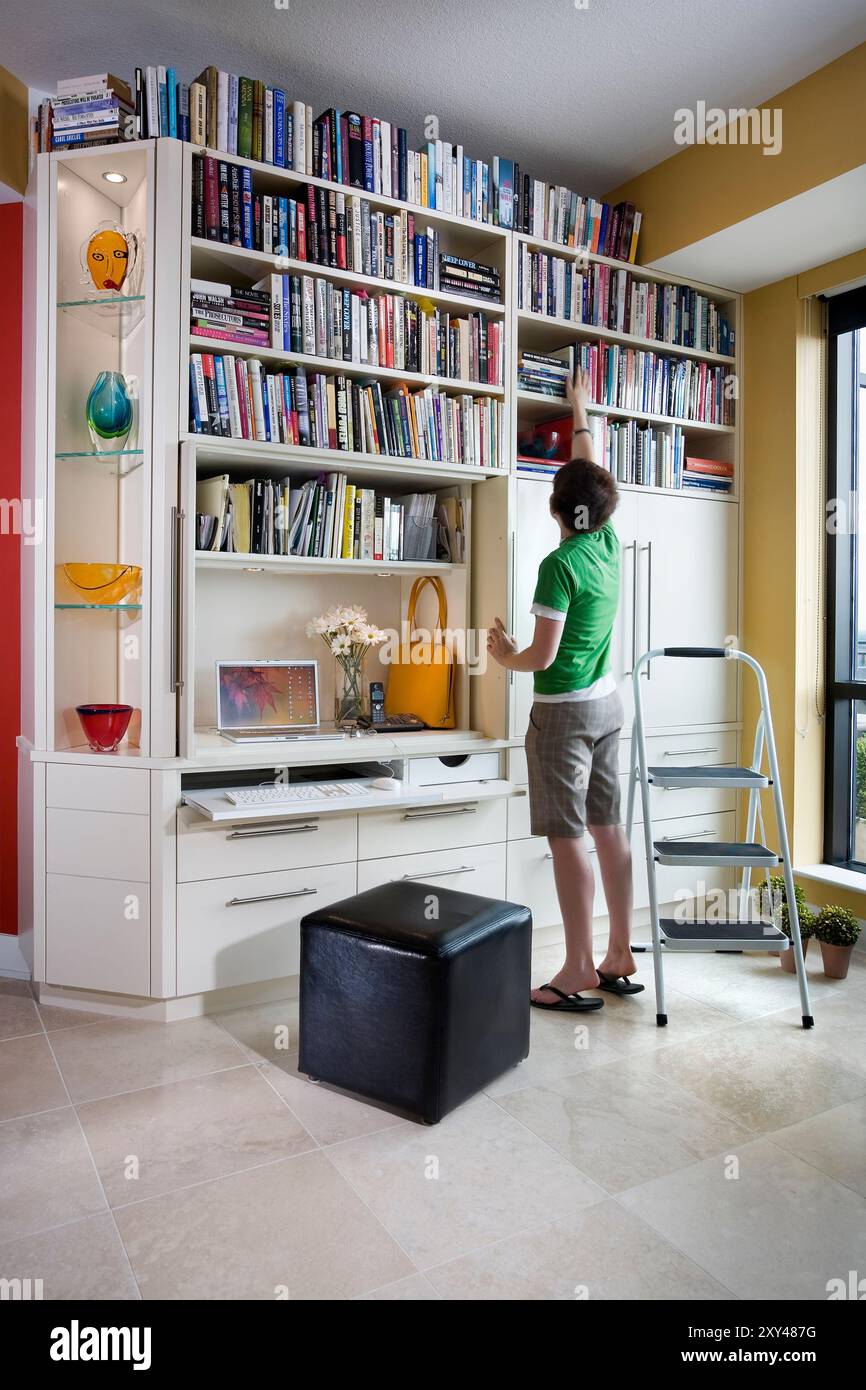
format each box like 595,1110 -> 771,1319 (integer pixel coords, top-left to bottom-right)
102,171 -> 127,185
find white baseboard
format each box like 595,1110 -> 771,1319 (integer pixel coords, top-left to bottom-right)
0,934 -> 30,980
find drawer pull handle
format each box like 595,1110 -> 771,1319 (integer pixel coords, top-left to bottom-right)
402,805 -> 477,821
398,866 -> 475,881
544,852 -> 553,860
226,888 -> 317,907
226,822 -> 319,840
662,747 -> 718,757
659,829 -> 716,841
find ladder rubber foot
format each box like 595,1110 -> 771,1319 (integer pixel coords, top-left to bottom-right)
802,1016 -> 814,1030
656,1013 -> 668,1027
630,944 -> 648,952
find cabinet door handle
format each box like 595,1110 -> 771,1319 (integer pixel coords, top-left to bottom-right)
662,746 -> 719,757
403,805 -> 477,821
226,822 -> 319,840
398,866 -> 475,880
169,506 -> 185,694
641,541 -> 653,679
623,542 -> 638,675
544,851 -> 553,860
226,887 -> 317,906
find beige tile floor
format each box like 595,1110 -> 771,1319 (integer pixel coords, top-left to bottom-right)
1,948 -> 865,1301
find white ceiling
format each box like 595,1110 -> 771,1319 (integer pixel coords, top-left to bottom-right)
651,164 -> 866,292
4,0 -> 866,195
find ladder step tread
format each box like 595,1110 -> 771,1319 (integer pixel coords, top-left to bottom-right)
653,840 -> 779,866
648,765 -> 769,789
659,919 -> 789,950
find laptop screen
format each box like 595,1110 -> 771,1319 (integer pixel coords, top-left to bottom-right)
216,661 -> 319,731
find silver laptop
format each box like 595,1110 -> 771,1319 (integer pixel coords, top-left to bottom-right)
215,659 -> 348,743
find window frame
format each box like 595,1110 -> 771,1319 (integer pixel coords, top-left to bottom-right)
824,284 -> 866,868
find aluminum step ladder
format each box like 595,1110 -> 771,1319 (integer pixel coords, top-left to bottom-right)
625,646 -> 814,1030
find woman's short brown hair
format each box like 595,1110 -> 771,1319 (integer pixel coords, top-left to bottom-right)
550,456 -> 619,534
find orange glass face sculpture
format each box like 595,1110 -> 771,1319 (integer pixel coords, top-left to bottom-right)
86,227 -> 131,292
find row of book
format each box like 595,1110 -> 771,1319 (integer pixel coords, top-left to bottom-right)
33,73 -> 135,152
518,346 -> 735,427
188,353 -> 503,467
245,274 -> 503,384
517,248 -> 735,355
518,422 -> 733,493
195,472 -> 462,562
512,181 -> 641,259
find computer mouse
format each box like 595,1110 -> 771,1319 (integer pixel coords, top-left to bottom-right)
371,777 -> 400,791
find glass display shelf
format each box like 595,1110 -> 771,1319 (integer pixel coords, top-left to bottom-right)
55,448 -> 144,477
54,602 -> 142,612
57,294 -> 146,335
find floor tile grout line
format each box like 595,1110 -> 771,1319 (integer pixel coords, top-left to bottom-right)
38,1028 -> 144,1302
64,1060 -> 255,1109
317,1143 -> 427,1289
609,1191 -> 742,1301
352,1270 -> 440,1300
251,1061 -> 322,1150
96,1145 -> 323,1216
762,1125 -> 866,1206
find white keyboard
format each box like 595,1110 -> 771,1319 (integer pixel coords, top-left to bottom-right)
225,781 -> 374,808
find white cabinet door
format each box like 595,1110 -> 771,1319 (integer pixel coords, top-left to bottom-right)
635,494 -> 738,729
511,478 -> 639,737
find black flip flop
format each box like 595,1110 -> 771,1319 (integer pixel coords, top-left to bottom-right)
531,984 -> 604,1012
596,972 -> 645,996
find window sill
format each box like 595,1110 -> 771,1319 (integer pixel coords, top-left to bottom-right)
796,862 -> 866,894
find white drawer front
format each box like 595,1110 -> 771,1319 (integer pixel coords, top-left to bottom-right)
508,747 -> 528,785
46,807 -> 149,882
618,730 -> 738,775
357,842 -> 506,900
406,751 -> 501,787
506,838 -> 604,929
46,763 -> 150,815
177,807 -> 357,883
177,862 -> 356,996
358,795 -> 507,860
46,874 -> 150,996
507,790 -> 532,840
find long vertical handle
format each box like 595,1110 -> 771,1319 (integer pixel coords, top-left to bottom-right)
623,542 -> 638,675
641,541 -> 653,680
169,506 -> 185,694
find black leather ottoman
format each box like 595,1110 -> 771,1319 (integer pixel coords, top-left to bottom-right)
298,881 -> 532,1124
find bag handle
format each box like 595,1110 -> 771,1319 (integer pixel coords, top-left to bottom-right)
406,575 -> 448,634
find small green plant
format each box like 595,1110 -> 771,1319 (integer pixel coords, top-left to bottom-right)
814,905 -> 861,948
758,874 -> 814,938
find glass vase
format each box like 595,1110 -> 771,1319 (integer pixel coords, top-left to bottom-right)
334,652 -> 367,727
86,370 -> 134,452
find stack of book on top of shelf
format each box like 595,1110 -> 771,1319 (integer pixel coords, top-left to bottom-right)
681,456 -> 734,493
190,279 -> 271,348
33,73 -> 135,153
518,351 -> 570,398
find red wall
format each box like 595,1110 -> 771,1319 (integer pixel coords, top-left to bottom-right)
0,202 -> 22,934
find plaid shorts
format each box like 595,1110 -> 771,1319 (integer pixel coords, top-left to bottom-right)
525,691 -> 624,838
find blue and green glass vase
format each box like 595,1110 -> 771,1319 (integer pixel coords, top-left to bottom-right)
85,371 -> 133,453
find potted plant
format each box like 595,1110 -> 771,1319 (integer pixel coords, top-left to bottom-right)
813,905 -> 861,980
758,873 -> 814,972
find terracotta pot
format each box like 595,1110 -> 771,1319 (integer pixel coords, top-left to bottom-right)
819,940 -> 853,980
780,935 -> 809,973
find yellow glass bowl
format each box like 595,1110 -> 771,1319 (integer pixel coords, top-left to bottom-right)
60,563 -> 142,606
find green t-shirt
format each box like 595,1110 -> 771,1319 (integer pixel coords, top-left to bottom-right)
531,521 -> 621,694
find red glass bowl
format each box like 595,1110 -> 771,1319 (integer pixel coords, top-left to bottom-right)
75,703 -> 133,752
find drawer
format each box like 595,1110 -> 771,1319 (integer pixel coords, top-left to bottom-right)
46,874 -> 150,996
508,747 -> 528,785
406,751 -> 501,787
357,795 -> 507,860
177,807 -> 357,883
618,731 -> 738,775
46,807 -> 149,882
177,861 -> 357,996
506,838 -> 603,929
46,763 -> 150,815
357,842 -> 506,900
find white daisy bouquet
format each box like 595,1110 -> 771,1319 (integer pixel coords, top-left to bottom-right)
305,605 -> 387,725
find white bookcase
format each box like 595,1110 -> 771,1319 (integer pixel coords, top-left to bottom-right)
19,138 -> 742,1010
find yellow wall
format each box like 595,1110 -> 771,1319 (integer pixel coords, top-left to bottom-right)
604,43 -> 866,264
0,66 -> 29,196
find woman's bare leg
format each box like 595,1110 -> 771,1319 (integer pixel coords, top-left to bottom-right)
530,835 -> 600,1004
590,822 -> 637,978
